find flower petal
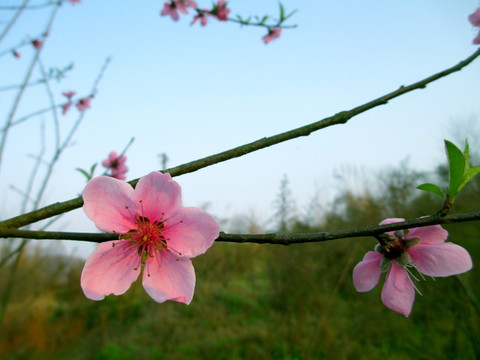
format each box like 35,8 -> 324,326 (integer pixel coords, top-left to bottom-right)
353,251 -> 383,292
132,172 -> 182,222
83,176 -> 137,233
407,224 -> 448,245
379,218 -> 405,235
162,207 -> 219,258
142,253 -> 195,304
381,262 -> 415,317
81,241 -> 141,300
408,242 -> 473,277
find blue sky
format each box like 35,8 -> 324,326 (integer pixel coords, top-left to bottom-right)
1,0 -> 479,256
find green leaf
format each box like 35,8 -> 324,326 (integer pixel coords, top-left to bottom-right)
444,140 -> 465,196
89,163 -> 98,177
279,2 -> 285,20
417,183 -> 445,199
283,9 -> 298,22
458,165 -> 480,193
76,168 -> 91,181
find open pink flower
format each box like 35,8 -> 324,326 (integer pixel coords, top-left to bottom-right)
263,27 -> 282,44
353,218 -> 472,317
102,151 -> 128,180
191,9 -> 211,26
214,0 -> 230,21
81,172 -> 219,304
76,97 -> 91,111
161,0 -> 197,21
68,0 -> 81,4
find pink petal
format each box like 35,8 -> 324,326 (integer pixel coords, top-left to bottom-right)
83,176 -> 137,233
381,262 -> 415,317
406,224 -> 448,245
132,172 -> 182,222
142,253 -> 195,304
468,8 -> 480,26
161,206 -> 219,258
352,251 -> 383,292
408,242 -> 473,277
160,2 -> 171,16
379,218 -> 405,235
81,241 -> 141,300
176,2 -> 188,14
474,30 -> 480,45
108,151 -> 119,161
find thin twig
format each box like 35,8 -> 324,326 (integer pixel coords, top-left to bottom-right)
1,48 -> 479,229
0,0 -> 30,43
0,2 -> 60,174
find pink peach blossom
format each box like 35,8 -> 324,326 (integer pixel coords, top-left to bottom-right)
13,50 -> 20,58
214,0 -> 230,21
161,0 -> 197,21
473,29 -> 480,45
468,7 -> 480,27
62,91 -> 76,98
76,97 -> 90,111
68,0 -> 81,4
353,218 -> 472,317
62,102 -> 72,115
31,39 -> 42,49
161,1 -> 180,21
191,9 -> 211,26
81,172 -> 219,304
102,151 -> 128,180
263,27 -> 282,44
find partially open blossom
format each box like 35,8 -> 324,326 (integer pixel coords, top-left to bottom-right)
263,27 -> 282,44
81,172 -> 219,304
12,50 -> 20,58
76,97 -> 91,111
62,102 -> 72,115
191,9 -> 211,26
213,0 -> 230,21
31,39 -> 42,49
469,7 -> 480,26
474,30 -> 480,45
161,0 -> 197,21
68,0 -> 81,4
353,218 -> 472,317
469,8 -> 480,44
102,151 -> 128,180
62,91 -> 76,99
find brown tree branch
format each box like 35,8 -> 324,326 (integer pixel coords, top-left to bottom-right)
1,47 -> 480,229
0,210 -> 479,245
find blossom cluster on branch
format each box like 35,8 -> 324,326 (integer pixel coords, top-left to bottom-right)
159,0 -> 296,44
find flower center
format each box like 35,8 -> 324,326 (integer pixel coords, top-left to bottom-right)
376,230 -> 420,260
382,237 -> 405,259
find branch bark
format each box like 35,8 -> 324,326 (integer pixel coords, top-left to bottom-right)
1,211 -> 479,245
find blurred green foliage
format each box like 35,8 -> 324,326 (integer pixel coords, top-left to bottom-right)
0,162 -> 478,359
